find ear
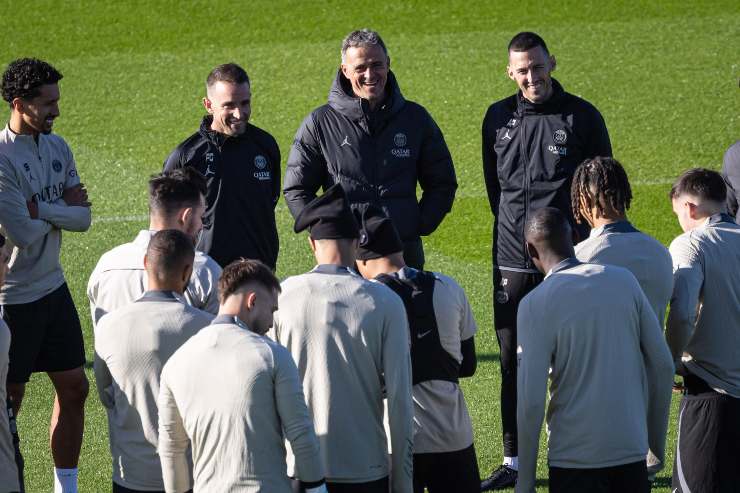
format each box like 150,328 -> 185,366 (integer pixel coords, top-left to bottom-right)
11,97 -> 25,114
686,201 -> 701,220
340,63 -> 351,80
203,97 -> 213,114
308,236 -> 317,253
143,254 -> 149,270
526,241 -> 539,261
507,64 -> 515,81
179,207 -> 193,227
182,262 -> 193,285
549,55 -> 557,72
386,56 -> 391,68
245,291 -> 257,311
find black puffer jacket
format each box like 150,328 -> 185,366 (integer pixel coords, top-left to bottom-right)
483,79 -> 612,270
283,70 -> 457,241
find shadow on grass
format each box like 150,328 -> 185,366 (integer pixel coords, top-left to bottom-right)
478,352 -> 500,362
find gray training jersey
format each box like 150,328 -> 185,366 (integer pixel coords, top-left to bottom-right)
515,259 -> 674,493
94,291 -> 212,490
0,125 -> 91,305
667,213 -> 740,397
158,316 -> 324,493
87,229 -> 221,326
0,319 -> 20,492
272,265 -> 414,493
575,221 -> 673,325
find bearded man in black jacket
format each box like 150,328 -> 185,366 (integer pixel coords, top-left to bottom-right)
283,29 -> 457,269
480,31 -> 612,491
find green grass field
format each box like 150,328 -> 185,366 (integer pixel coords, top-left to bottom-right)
1,1 -> 739,491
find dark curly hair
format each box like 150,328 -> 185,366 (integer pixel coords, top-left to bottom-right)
1,58 -> 63,104
571,156 -> 632,224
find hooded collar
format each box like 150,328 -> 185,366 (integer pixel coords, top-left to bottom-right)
516,78 -> 566,115
327,69 -> 406,122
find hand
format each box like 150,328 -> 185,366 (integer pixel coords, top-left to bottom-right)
63,183 -> 91,207
26,200 -> 39,219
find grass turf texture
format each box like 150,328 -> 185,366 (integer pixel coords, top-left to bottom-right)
1,1 -> 739,490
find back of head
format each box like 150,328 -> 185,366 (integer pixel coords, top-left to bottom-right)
669,168 -> 727,204
146,230 -> 195,284
341,29 -> 387,61
508,31 -> 549,54
525,207 -> 573,255
218,259 -> 280,304
2,58 -> 63,105
206,63 -> 250,90
571,156 -> 632,224
148,168 -> 206,219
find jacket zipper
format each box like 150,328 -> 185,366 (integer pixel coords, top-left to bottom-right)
520,116 -> 531,269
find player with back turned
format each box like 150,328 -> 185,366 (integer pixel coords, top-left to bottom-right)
481,32 -> 612,490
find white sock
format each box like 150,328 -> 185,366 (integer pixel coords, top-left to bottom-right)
54,467 -> 78,493
503,456 -> 519,471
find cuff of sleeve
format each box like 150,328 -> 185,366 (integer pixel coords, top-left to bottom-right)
36,200 -> 51,220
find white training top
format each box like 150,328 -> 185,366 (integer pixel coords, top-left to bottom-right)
93,290 -> 213,490
272,265 -> 414,493
575,221 -> 673,324
667,213 -> 740,397
158,316 -> 325,493
0,125 -> 91,304
516,259 -> 674,493
87,229 -> 221,327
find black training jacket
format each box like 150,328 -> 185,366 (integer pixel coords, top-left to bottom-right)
163,116 -> 280,269
283,70 -> 457,242
482,79 -> 612,270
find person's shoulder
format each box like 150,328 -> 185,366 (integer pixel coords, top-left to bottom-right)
180,302 -> 215,323
169,129 -> 206,160
94,240 -> 142,270
246,123 -> 279,147
483,95 -> 517,127
561,90 -> 604,119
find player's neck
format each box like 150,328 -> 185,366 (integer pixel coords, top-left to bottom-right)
8,112 -> 39,138
590,214 -> 627,229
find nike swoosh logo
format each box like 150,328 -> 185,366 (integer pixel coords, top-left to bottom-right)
417,330 -> 432,339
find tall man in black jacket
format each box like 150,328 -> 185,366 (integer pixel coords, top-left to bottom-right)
481,32 -> 612,491
164,63 -> 281,269
283,29 -> 457,269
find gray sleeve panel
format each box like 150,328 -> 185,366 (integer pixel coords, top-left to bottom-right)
157,364 -> 193,493
382,293 -> 414,493
515,295 -> 551,493
0,156 -> 52,248
666,234 -> 704,362
273,344 -> 324,483
635,284 -> 675,471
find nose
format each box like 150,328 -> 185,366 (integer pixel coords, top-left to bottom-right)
232,107 -> 242,120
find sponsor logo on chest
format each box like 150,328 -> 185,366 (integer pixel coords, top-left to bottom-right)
547,128 -> 568,156
391,132 -> 411,158
253,155 -> 271,181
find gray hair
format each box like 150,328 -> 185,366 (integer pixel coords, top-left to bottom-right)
341,29 -> 388,62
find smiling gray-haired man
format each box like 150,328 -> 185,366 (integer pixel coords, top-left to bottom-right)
283,28 -> 457,270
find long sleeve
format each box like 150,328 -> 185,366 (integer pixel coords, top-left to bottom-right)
273,346 -> 324,485
271,139 -> 282,208
636,287 -> 674,473
482,107 -> 501,216
722,141 -> 740,220
666,235 -> 704,363
586,108 -> 612,158
382,296 -> 413,493
515,297 -> 550,493
0,156 -> 52,248
92,347 -> 114,409
416,111 -> 457,236
158,369 -> 192,493
36,143 -> 91,231
283,114 -> 328,220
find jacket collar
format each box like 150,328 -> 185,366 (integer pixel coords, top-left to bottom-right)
212,314 -> 252,331
137,290 -> 180,302
706,212 -> 736,226
327,69 -> 405,122
311,264 -> 359,276
589,220 -> 640,238
197,115 -> 252,146
516,78 -> 566,115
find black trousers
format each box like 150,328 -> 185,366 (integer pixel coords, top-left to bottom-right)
403,238 -> 425,270
672,374 -> 740,492
549,460 -> 649,493
292,477 -> 388,493
492,268 -> 542,457
413,444 -> 479,493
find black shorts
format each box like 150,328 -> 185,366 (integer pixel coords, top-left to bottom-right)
2,283 -> 86,383
413,444 -> 479,493
672,374 -> 740,493
549,460 -> 649,493
292,477 -> 388,493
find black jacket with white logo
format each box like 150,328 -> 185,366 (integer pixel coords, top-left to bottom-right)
283,70 -> 457,241
163,116 -> 280,269
482,79 -> 612,270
